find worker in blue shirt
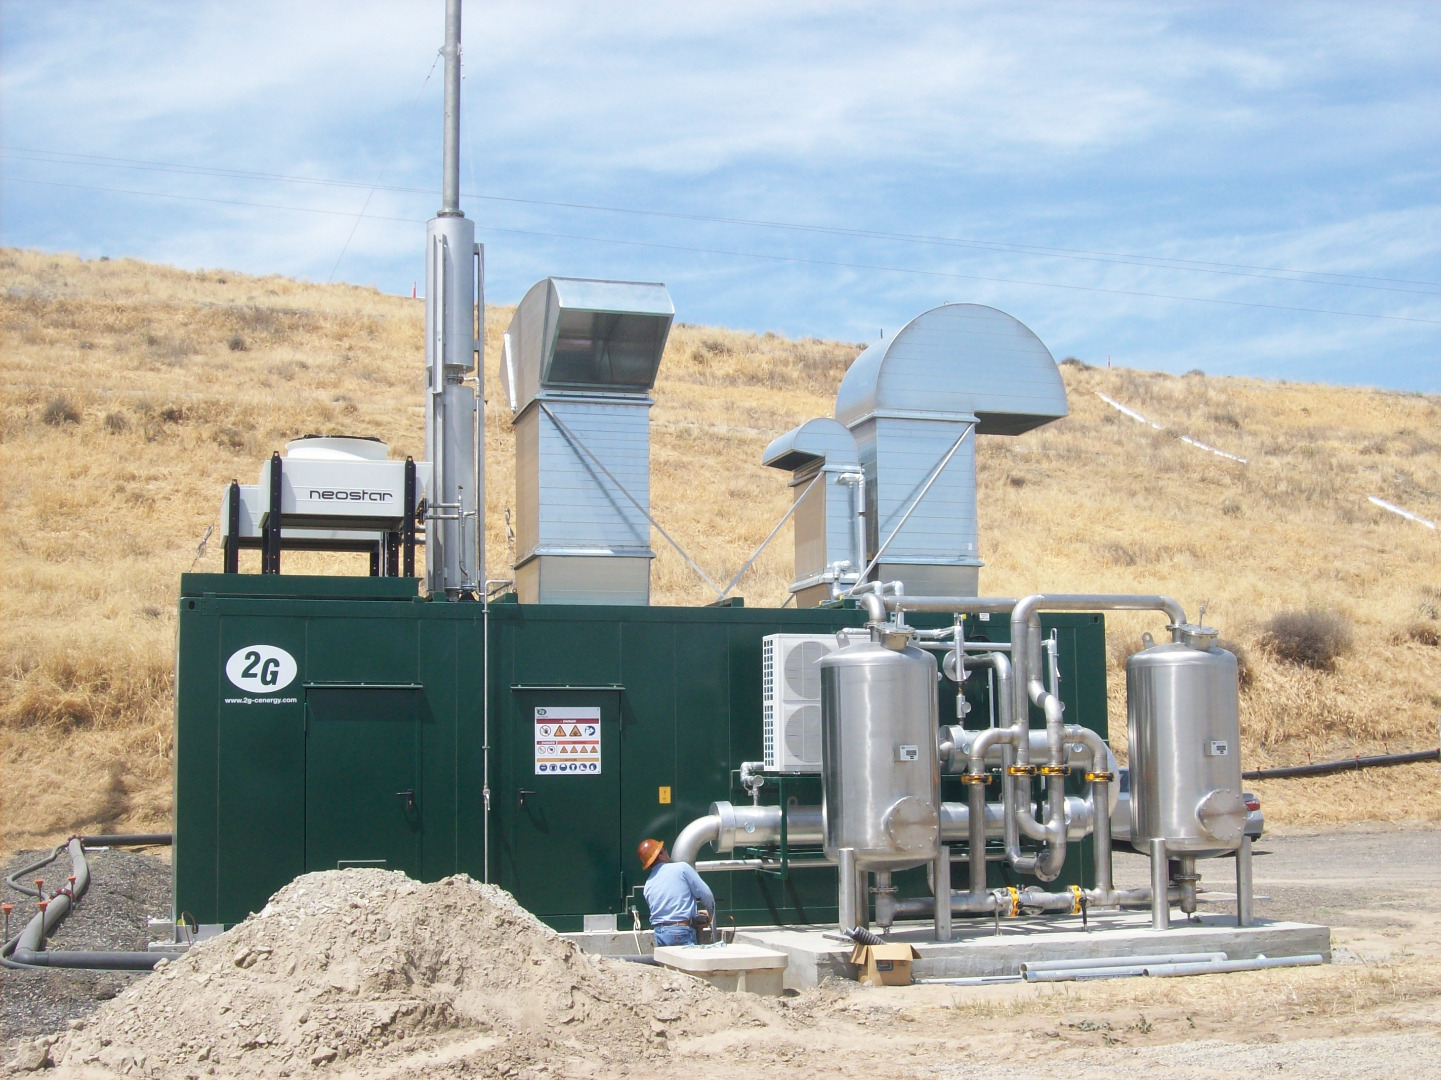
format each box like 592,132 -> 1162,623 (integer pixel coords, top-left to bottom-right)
637,837 -> 715,947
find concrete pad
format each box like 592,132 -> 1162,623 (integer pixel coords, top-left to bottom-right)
735,910 -> 1331,990
562,928 -> 655,956
653,943 -> 790,996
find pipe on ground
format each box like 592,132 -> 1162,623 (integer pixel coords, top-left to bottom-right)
2,837 -> 164,972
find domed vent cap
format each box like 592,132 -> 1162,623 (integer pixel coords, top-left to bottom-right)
835,303 -> 1068,435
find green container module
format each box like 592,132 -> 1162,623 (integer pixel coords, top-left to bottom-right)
174,574 -> 1109,931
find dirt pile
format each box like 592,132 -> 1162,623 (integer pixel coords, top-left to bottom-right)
44,870 -> 770,1077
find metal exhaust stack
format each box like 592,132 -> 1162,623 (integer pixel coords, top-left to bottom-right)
425,0 -> 483,598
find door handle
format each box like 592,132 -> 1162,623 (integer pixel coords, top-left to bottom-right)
394,788 -> 416,812
518,788 -> 536,810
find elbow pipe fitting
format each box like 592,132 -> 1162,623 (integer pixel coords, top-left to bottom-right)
677,802 -> 827,864
672,815 -> 722,865
1009,594 -> 1188,740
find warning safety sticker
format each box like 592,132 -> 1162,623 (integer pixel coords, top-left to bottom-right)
534,706 -> 601,775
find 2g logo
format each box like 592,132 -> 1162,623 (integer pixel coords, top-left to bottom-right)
225,645 -> 298,694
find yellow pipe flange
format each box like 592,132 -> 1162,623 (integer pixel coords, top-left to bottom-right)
1084,771 -> 1116,783
1069,884 -> 1084,915
1038,765 -> 1072,777
1006,886 -> 1021,917
1006,764 -> 1037,776
960,772 -> 993,785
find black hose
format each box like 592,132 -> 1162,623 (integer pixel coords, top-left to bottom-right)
5,845 -> 66,897
1243,748 -> 1440,780
80,833 -> 172,847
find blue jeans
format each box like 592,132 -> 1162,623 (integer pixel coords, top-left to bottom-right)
653,923 -> 696,947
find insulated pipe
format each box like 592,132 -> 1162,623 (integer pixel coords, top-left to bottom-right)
886,596 -> 1018,615
953,650 -> 1042,871
941,726 -> 1115,779
886,882 -> 1181,921
857,590 -> 885,626
1009,594 -> 1187,883
680,796 -> 1072,861
672,804 -> 827,864
1010,594 -> 1187,745
966,770 -> 987,903
1066,724 -> 1114,896
672,815 -> 722,865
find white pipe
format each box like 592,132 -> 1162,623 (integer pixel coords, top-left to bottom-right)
1148,954 -> 1324,977
1023,952 -> 1225,973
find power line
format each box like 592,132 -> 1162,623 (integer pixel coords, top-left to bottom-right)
6,144 -> 1440,295
8,176 -> 1441,328
328,50 -> 441,283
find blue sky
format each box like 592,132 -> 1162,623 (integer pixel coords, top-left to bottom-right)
3,1 -> 1438,389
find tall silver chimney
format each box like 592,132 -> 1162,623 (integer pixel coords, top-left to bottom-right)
424,0 -> 483,598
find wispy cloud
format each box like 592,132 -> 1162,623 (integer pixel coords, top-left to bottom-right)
2,1 -> 1438,388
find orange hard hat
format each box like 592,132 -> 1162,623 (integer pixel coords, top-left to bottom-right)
637,838 -> 664,870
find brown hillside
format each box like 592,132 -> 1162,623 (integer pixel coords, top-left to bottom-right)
2,247 -> 1438,848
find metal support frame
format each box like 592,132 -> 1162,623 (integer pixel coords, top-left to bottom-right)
262,452 -> 282,575
385,531 -> 400,577
934,845 -> 953,941
1236,835 -> 1254,927
837,847 -> 858,930
403,457 -> 417,577
223,480 -> 240,574
1150,837 -> 1170,931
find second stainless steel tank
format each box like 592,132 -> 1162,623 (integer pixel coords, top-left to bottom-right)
1126,625 -> 1245,856
819,634 -> 940,869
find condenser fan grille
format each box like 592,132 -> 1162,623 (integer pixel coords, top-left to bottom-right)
784,704 -> 822,766
784,640 -> 829,699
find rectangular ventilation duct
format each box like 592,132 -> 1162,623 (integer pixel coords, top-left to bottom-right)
501,277 -> 674,605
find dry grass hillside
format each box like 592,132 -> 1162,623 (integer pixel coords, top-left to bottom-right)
2,247 -> 1438,848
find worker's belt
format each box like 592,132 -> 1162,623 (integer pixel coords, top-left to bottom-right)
652,921 -> 693,927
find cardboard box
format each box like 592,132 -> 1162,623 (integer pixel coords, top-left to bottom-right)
850,942 -> 922,986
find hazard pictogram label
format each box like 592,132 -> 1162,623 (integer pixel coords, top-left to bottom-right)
534,706 -> 602,775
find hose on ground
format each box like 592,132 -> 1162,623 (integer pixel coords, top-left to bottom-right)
2,836 -> 164,972
79,833 -> 173,847
5,845 -> 66,897
1243,749 -> 1439,780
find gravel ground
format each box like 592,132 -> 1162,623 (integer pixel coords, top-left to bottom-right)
0,845 -> 171,1042
4,824 -> 1439,1074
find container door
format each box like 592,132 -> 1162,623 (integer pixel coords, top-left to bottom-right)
507,689 -> 622,920
304,686 -> 426,875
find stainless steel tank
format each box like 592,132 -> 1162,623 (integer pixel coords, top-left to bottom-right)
1126,625 -> 1245,856
819,635 -> 940,870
